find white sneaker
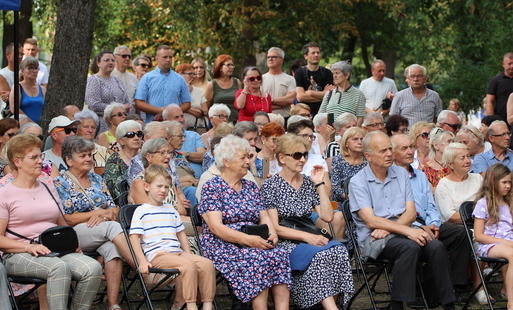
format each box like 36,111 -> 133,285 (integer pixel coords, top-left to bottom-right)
475,289 -> 494,305
483,267 -> 493,276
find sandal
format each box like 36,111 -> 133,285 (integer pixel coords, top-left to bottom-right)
108,305 -> 122,310
145,273 -> 175,290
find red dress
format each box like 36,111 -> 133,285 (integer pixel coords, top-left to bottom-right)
234,89 -> 272,122
418,163 -> 451,188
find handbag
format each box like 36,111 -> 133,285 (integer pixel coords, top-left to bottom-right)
280,216 -> 332,243
240,224 -> 269,240
381,98 -> 392,110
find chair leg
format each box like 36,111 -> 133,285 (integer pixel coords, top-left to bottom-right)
416,275 -> 430,310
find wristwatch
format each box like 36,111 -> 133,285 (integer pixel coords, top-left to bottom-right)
184,152 -> 190,159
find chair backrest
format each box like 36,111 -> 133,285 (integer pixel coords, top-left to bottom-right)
341,200 -> 360,250
190,205 -> 203,227
116,191 -> 129,208
343,176 -> 353,196
459,200 -> 475,227
119,204 -> 141,230
118,179 -> 130,193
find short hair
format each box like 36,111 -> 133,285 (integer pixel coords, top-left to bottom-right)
175,63 -> 192,74
62,136 -> 95,168
290,103 -> 311,116
260,122 -> 285,138
156,45 -> 172,54
132,55 -> 151,67
103,102 -> 126,124
363,112 -> 383,126
333,112 -> 357,130
126,113 -> 143,122
0,118 -> 19,135
287,119 -> 314,134
210,135 -> 226,156
212,54 -> 233,79
162,121 -> 183,136
371,60 -> 385,70
208,103 -> 231,118
487,120 -> 508,137
341,127 -> 366,157
331,61 -> 352,77
215,135 -> 251,169
405,64 -> 427,76
442,142 -> 469,165
286,115 -> 308,128
363,131 -> 388,153
253,111 -> 270,122
162,103 -> 182,120
390,134 -> 412,149
428,128 -> 454,159
141,138 -> 170,168
268,113 -> 285,128
19,122 -> 41,134
233,121 -> 258,137
268,47 -> 285,58
437,110 -> 459,125
144,164 -> 172,186
275,134 -> 309,166
409,121 -> 435,146
113,45 -> 130,55
289,59 -> 305,75
214,122 -> 234,135
312,113 -> 327,127
23,38 -> 38,46
504,52 -> 513,60
144,121 -> 168,138
74,109 -> 99,127
456,125 -> 484,147
20,57 -> 39,71
5,43 -> 15,54
302,42 -> 320,55
116,120 -> 143,140
241,66 -> 262,80
7,134 -> 43,170
385,114 -> 409,136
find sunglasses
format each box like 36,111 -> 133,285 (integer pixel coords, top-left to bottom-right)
416,132 -> 430,139
442,123 -> 462,131
284,151 -> 309,160
111,112 -> 128,118
0,132 -> 17,138
139,63 -> 151,68
247,76 -> 262,82
54,127 -> 78,134
124,131 -> 143,138
116,54 -> 131,59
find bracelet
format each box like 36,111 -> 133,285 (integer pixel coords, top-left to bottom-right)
241,91 -> 249,95
269,232 -> 277,235
314,182 -> 325,188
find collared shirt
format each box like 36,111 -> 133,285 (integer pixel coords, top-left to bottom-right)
349,164 -> 414,247
390,86 -> 443,127
408,165 -> 441,227
134,67 -> 192,122
472,148 -> 513,173
319,85 -> 366,118
179,130 -> 206,178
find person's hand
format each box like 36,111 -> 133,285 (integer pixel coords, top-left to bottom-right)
310,165 -> 325,184
324,84 -> 336,92
267,234 -> 279,247
124,104 -> 131,112
181,198 -> 192,208
139,262 -> 152,274
304,234 -> 329,247
27,244 -> 52,257
371,229 -> 390,240
325,124 -> 336,136
0,90 -> 9,102
387,91 -> 395,100
406,227 -> 433,246
87,214 -> 106,227
242,78 -> 251,91
245,235 -> 274,250
429,224 -> 440,239
249,147 -> 258,165
104,208 -> 118,221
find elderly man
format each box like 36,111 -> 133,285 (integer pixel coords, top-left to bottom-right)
262,47 -> 296,118
360,60 -> 398,116
472,120 -> 513,174
362,111 -> 385,133
162,104 -> 206,178
112,45 -> 138,108
436,110 -> 462,134
349,131 -> 455,310
43,116 -> 80,172
390,64 -> 443,126
135,45 -> 191,122
0,43 -> 23,112
485,52 -> 513,121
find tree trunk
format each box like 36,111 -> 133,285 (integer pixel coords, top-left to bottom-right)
2,1 -> 33,67
41,0 -> 96,133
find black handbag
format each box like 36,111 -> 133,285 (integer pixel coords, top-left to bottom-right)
281,216 -> 332,243
240,224 -> 269,240
381,98 -> 392,110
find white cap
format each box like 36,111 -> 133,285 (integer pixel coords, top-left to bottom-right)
48,116 -> 81,133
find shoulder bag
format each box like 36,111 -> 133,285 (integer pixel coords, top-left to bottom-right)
280,216 -> 332,243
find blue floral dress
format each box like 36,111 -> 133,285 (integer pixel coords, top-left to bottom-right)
198,176 -> 292,302
330,155 -> 367,202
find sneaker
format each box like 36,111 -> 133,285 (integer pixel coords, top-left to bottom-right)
475,289 -> 494,305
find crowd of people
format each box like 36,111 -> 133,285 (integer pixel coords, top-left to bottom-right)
1,38 -> 513,310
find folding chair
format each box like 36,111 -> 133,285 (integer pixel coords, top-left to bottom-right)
7,275 -> 46,310
119,204 -> 181,310
460,200 -> 508,310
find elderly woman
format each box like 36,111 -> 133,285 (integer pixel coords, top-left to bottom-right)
103,120 -> 143,198
74,109 -> 110,175
456,125 -> 490,158
330,127 -> 367,202
205,54 -> 242,123
53,136 -> 134,310
256,123 -> 285,179
199,135 -> 292,310
319,61 -> 365,124
192,57 -> 210,94
385,114 -> 409,136
261,134 -> 353,309
0,134 -> 102,310
85,50 -> 130,133
0,118 -> 19,177
324,112 -> 357,170
9,57 -> 46,123
97,102 -> 127,152
132,55 -> 152,80
177,63 -> 209,130
313,113 -> 334,156
409,121 -> 435,169
234,67 -> 272,122
419,128 -> 455,189
201,103 -> 230,150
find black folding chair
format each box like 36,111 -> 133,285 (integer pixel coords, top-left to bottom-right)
460,200 -> 508,310
119,204 -> 181,310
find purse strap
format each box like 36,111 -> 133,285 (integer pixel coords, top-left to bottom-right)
63,171 -> 99,209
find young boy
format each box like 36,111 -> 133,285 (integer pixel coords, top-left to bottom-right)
130,165 -> 216,310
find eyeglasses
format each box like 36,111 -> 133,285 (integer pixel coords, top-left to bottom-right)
169,134 -> 185,139
102,58 -> 116,62
441,123 -> 462,131
54,127 -> 78,134
247,76 -> 262,82
491,132 -> 512,138
138,63 -> 151,68
297,133 -> 316,141
254,122 -> 269,127
284,151 -> 309,160
213,114 -> 229,119
181,72 -> 195,76
397,128 -> 410,134
193,66 -> 204,69
416,132 -> 430,139
37,134 -> 44,141
116,54 -> 131,59
26,66 -> 39,71
222,63 -> 235,67
298,113 -> 312,118
124,131 -> 143,138
266,56 -> 281,60
111,112 -> 128,118
408,74 -> 426,79
0,132 -> 17,138
151,150 -> 173,156
17,153 -> 45,161
366,122 -> 385,128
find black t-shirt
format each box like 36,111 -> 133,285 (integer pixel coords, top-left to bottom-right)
486,73 -> 513,121
295,66 -> 333,115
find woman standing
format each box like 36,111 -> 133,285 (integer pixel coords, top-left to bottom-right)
191,57 -> 210,94
176,64 -> 209,130
205,55 -> 241,123
9,57 -> 45,123
234,67 -> 272,122
132,56 -> 152,81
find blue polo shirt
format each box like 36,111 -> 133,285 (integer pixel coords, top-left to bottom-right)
408,166 -> 441,227
471,148 -> 513,173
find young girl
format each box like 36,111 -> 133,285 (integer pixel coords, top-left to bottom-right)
473,163 -> 513,309
130,165 -> 216,310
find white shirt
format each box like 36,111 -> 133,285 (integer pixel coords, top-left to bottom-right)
359,76 -> 398,111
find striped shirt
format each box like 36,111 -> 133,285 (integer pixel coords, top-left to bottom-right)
390,87 -> 442,127
324,141 -> 341,159
319,85 -> 366,119
130,203 -> 185,262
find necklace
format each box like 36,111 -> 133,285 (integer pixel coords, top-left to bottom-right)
433,158 -> 444,168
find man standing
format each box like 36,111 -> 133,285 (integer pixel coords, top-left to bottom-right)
0,43 -> 23,112
295,42 -> 334,116
112,45 -> 138,110
349,131 -> 455,310
262,47 -> 296,118
436,110 -> 462,134
360,60 -> 397,116
472,120 -> 513,173
135,45 -> 191,122
390,64 -> 443,126
22,38 -> 49,87
485,52 -> 513,121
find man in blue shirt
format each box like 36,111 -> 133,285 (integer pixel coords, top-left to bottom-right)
135,45 -> 191,122
472,120 -> 513,174
349,131 -> 455,310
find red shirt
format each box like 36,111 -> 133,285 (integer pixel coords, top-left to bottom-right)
234,89 -> 272,122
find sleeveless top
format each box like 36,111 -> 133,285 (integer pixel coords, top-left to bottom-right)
212,78 -> 239,123
20,84 -> 44,123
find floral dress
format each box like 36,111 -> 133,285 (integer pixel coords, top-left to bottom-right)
330,155 -> 367,202
261,174 -> 354,308
418,163 -> 451,188
473,197 -> 513,256
198,176 -> 292,302
103,152 -> 129,199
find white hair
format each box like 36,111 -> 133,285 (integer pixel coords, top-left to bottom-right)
214,135 -> 251,170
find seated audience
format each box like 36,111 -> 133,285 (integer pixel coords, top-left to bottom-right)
253,111 -> 270,152
202,122 -> 234,172
472,120 -> 513,174
313,113 -> 332,156
43,115 -> 80,172
324,112 -> 357,170
97,102 -> 127,152
409,121 -> 435,169
385,114 -> 409,136
289,102 -> 312,119
437,110 -> 462,134
419,128 -> 454,189
0,118 -> 19,177
456,125 -> 490,159
268,113 -> 285,129
74,109 -> 110,175
362,111 -> 385,133
201,103 -> 230,150
256,122 -> 285,179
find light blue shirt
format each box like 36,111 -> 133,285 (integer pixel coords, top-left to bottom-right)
349,164 -> 414,247
472,148 -> 513,173
408,166 -> 441,227
179,130 -> 206,178
134,67 -> 192,122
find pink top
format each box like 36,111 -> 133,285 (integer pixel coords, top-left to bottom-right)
234,89 -> 272,122
0,182 -> 63,243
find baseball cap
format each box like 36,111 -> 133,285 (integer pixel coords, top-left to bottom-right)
48,115 -> 81,133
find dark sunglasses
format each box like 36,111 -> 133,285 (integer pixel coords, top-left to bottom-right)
139,63 -> 151,68
284,151 -> 309,160
117,54 -> 132,59
442,123 -> 462,131
124,131 -> 144,138
247,76 -> 262,82
54,127 -> 78,134
416,132 -> 429,139
0,132 -> 17,138
37,134 -> 44,141
111,112 -> 128,118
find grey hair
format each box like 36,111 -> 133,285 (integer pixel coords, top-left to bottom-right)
428,128 -> 454,159
363,112 -> 383,126
19,122 -> 42,134
268,113 -> 285,128
113,45 -> 130,55
144,121 -> 168,138
214,135 -> 251,170
132,55 -> 151,67
390,134 -> 412,149
333,112 -> 357,130
371,60 -> 385,70
233,121 -> 258,138
62,136 -> 95,168
313,113 -> 327,128
331,61 -> 352,76
442,142 -> 469,165
162,103 -> 181,120
286,115 -> 308,128
487,120 -> 508,137
208,103 -> 231,118
74,109 -> 99,126
456,125 -> 484,147
141,138 -> 170,168
162,121 -> 183,137
437,110 -> 459,126
363,131 -> 388,153
267,47 -> 285,58
406,64 -> 427,76
103,102 -> 126,124
116,120 -> 143,140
